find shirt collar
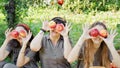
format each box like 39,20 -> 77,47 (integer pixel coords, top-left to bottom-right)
46,35 -> 63,40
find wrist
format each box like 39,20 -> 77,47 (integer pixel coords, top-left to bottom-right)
40,28 -> 46,33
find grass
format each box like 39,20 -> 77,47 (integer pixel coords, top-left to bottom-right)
0,7 -> 120,67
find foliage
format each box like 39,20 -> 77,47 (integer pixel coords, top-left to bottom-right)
0,0 -> 120,67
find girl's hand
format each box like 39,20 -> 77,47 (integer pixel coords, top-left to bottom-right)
22,31 -> 32,46
81,23 -> 91,40
5,28 -> 13,41
59,23 -> 72,37
42,21 -> 50,31
100,29 -> 118,46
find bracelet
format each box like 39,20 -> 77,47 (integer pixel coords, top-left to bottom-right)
40,28 -> 46,33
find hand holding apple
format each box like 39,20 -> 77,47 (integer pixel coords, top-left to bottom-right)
99,29 -> 117,46
5,28 -> 13,41
22,31 -> 32,46
55,23 -> 64,32
10,30 -> 19,39
49,21 -> 56,29
42,21 -> 50,31
81,23 -> 91,40
58,23 -> 71,37
99,29 -> 108,38
19,30 -> 27,38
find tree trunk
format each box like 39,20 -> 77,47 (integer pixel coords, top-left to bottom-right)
5,0 -> 16,28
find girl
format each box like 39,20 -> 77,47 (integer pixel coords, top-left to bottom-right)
68,22 -> 120,68
18,17 -> 72,68
0,24 -> 39,68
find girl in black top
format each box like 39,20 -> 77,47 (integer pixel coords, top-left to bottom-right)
0,23 -> 39,68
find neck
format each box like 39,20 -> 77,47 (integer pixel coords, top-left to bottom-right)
50,35 -> 60,46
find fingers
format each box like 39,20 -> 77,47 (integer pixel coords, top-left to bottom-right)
82,23 -> 90,30
5,28 -> 12,34
109,29 -> 118,39
28,30 -> 32,37
65,22 -> 72,31
5,28 -> 9,34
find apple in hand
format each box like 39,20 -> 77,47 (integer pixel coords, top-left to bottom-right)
19,30 -> 26,38
10,30 -> 19,38
99,29 -> 108,38
55,24 -> 64,32
57,0 -> 64,6
49,21 -> 56,29
89,29 -> 99,37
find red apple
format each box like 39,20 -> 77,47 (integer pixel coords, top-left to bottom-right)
110,63 -> 117,68
89,29 -> 99,37
10,30 -> 19,38
57,0 -> 64,6
19,30 -> 26,38
49,21 -> 56,29
99,29 -> 108,38
55,24 -> 64,32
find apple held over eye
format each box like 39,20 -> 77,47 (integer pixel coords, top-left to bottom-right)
89,29 -> 99,37
10,30 -> 19,38
19,30 -> 26,38
49,21 -> 56,29
55,24 -> 64,32
99,30 -> 108,38
57,0 -> 64,6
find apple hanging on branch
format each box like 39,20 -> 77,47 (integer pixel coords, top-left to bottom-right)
57,0 -> 64,6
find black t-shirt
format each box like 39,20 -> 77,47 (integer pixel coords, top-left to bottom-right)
6,39 -> 39,68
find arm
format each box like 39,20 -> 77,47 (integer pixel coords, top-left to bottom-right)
63,35 -> 72,59
30,31 -> 44,52
30,21 -> 49,52
101,30 -> 120,67
107,43 -> 120,67
0,28 -> 12,61
67,35 -> 85,63
67,23 -> 90,63
0,39 -> 10,61
17,31 -> 35,67
60,23 -> 72,59
17,43 -> 29,67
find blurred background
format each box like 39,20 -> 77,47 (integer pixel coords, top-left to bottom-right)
0,0 -> 120,67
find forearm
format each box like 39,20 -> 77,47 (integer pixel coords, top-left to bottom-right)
0,39 -> 9,61
108,43 -> 120,67
67,35 -> 85,63
30,31 -> 44,51
0,39 -> 9,50
63,36 -> 72,59
17,45 -> 27,67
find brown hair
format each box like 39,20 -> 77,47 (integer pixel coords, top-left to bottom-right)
83,22 -> 111,68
